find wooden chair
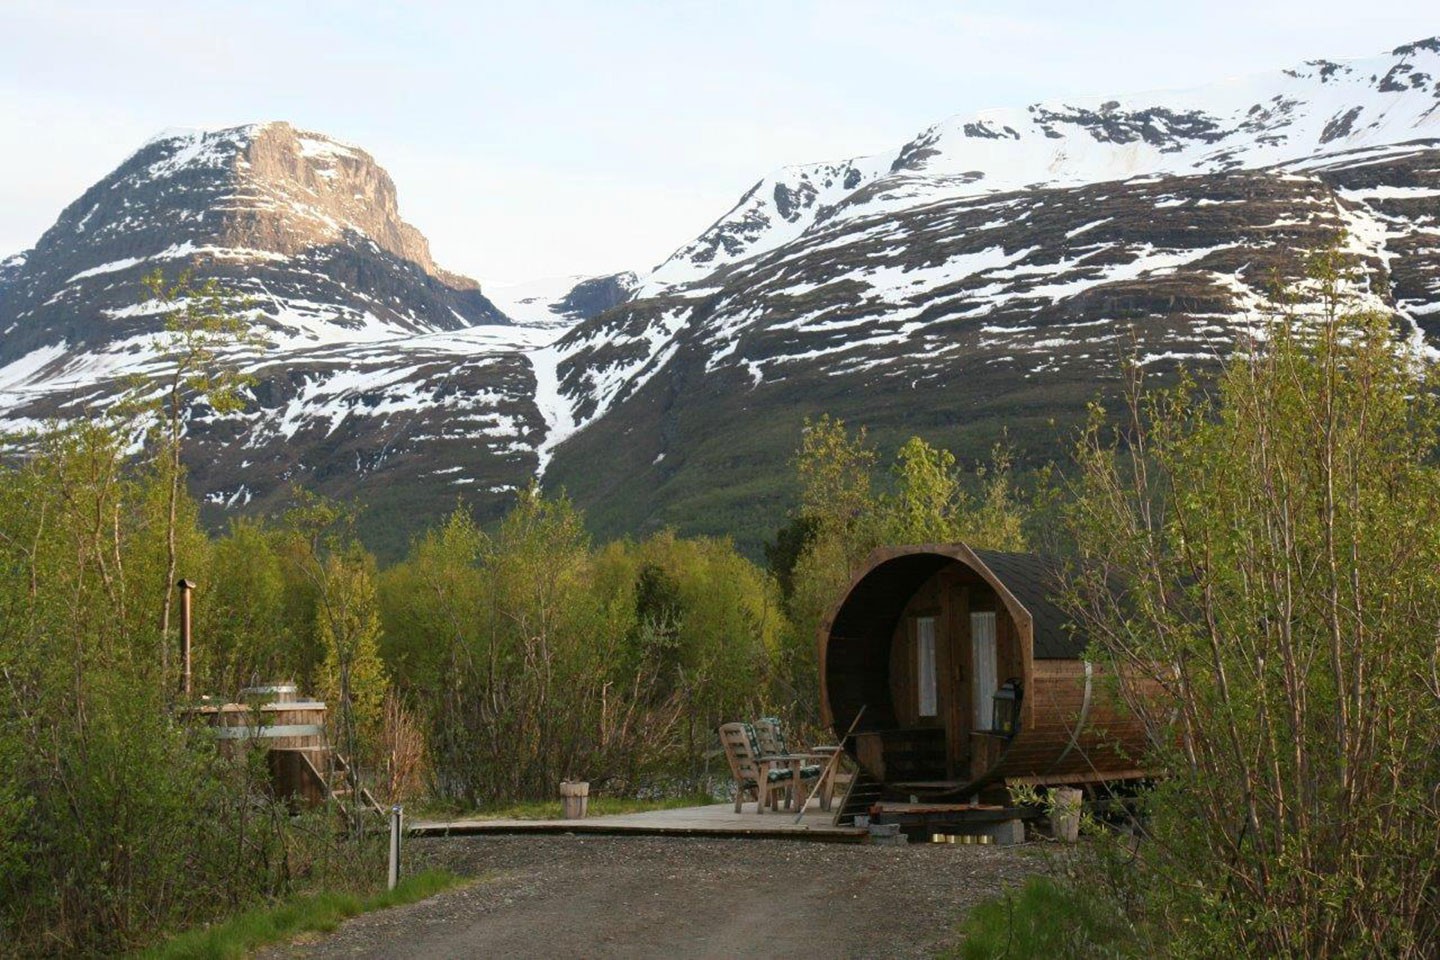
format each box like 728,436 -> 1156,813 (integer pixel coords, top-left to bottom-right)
754,716 -> 830,810
718,721 -> 798,814
753,716 -> 790,756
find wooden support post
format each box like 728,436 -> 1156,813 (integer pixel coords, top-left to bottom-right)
388,805 -> 403,890
1051,787 -> 1082,843
560,780 -> 589,819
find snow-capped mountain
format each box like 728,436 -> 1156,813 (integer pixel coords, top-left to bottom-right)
0,121 -> 560,552
1,39 -> 1438,553
641,37 -> 1440,293
540,38 -> 1440,543
1,122 -> 509,369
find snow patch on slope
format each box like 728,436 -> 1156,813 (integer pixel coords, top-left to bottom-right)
142,125 -> 258,180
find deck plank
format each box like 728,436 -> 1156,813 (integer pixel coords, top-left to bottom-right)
411,801 -> 866,843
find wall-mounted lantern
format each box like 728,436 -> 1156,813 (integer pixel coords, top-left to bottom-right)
992,679 -> 1021,736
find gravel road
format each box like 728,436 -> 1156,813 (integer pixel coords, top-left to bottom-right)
263,834 -> 1046,959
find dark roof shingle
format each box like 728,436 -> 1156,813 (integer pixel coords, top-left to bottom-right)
970,549 -> 1087,659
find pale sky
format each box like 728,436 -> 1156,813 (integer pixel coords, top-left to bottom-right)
0,1 -> 1435,285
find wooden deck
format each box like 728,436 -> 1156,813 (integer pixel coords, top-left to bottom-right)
411,800 -> 867,843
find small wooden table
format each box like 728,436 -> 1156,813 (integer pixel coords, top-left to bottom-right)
768,752 -> 836,811
809,745 -> 842,811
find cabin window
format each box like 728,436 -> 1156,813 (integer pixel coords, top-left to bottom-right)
915,616 -> 937,717
971,611 -> 998,730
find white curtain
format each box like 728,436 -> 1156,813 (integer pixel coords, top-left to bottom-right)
971,611 -> 997,730
916,616 -> 937,717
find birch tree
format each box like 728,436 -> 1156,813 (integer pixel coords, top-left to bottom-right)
1065,247 -> 1440,956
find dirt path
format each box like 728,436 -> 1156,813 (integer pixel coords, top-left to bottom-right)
264,834 -> 1047,959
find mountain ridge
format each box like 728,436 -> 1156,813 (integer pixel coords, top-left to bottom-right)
640,37 -> 1440,294
538,36 -> 1440,545
1,39 -> 1438,555
0,120 -> 511,370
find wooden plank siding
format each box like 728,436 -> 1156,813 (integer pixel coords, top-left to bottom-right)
978,659 -> 1150,784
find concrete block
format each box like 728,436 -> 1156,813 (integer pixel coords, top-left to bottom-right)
980,819 -> 1025,846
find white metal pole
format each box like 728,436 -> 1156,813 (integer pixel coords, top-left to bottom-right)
388,805 -> 403,890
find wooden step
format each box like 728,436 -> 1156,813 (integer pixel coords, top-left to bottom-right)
833,769 -> 884,827
309,751 -> 384,818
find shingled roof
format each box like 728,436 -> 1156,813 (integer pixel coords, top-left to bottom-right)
970,548 -> 1088,659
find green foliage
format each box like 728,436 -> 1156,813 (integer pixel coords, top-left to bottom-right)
315,546 -> 389,764
0,277 -> 395,954
1064,246 -> 1440,956
950,876 -> 1139,960
135,869 -> 465,960
600,529 -> 787,773
796,413 -> 879,552
380,490 -> 784,805
133,269 -> 263,420
886,435 -> 962,543
198,520 -> 292,694
120,271 -> 262,689
0,420 -> 369,957
377,505 -> 485,698
762,513 -> 817,606
884,437 -> 1028,549
780,417 -> 1033,721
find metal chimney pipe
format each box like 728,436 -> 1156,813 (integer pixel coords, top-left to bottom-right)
177,579 -> 196,698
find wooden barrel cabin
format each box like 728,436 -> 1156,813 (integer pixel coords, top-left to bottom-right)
819,544 -> 1152,801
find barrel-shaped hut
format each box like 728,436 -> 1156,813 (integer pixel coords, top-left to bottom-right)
820,544 -> 1152,800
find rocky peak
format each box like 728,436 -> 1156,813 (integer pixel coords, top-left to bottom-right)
238,125 -> 465,285
107,122 -> 472,288
0,251 -> 23,291
556,271 -> 639,319
1,121 -> 503,365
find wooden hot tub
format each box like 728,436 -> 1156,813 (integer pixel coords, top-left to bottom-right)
190,683 -> 330,805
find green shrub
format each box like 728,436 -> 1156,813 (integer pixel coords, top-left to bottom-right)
1064,247 -> 1440,955
952,876 -> 1138,960
135,869 -> 464,960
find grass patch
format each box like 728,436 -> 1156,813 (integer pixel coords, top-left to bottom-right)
135,869 -> 466,960
451,791 -> 717,821
948,875 -> 1138,960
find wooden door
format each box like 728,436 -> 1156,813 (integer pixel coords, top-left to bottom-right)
943,582 -> 969,777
